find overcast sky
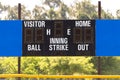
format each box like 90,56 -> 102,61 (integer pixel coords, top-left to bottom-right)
0,0 -> 120,16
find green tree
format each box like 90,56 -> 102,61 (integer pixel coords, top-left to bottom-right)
116,9 -> 120,19
0,2 -> 4,14
43,0 -> 61,8
91,57 -> 120,75
42,0 -> 69,19
22,57 -> 96,75
0,2 -> 9,19
0,58 -> 5,73
101,10 -> 114,19
21,57 -> 41,74
0,57 -> 17,74
57,2 -> 69,19
32,5 -> 47,19
6,5 -> 31,20
69,0 -> 97,19
69,0 -> 114,19
42,0 -> 60,19
48,57 -> 96,75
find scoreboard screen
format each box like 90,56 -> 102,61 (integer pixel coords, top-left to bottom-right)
22,20 -> 95,56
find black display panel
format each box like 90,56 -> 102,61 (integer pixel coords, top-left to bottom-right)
22,20 -> 95,56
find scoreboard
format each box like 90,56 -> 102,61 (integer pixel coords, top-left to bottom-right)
1,20 -> 120,56
22,20 -> 95,56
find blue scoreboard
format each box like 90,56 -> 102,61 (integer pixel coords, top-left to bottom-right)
0,20 -> 120,56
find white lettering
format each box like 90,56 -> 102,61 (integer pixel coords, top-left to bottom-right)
67,29 -> 71,35
75,21 -> 91,27
28,45 -> 31,51
24,21 -> 45,27
49,45 -> 68,51
46,29 -> 51,35
78,44 -> 89,51
50,38 -> 68,44
49,45 -> 52,51
27,44 -> 41,51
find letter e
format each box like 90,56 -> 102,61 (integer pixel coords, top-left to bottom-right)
67,29 -> 71,35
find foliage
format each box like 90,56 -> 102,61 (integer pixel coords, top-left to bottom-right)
0,57 -> 95,75
0,57 -> 17,74
91,57 -> 120,75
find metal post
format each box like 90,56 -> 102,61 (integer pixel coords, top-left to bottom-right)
18,3 -> 21,80
98,1 -> 101,80
98,1 -> 101,19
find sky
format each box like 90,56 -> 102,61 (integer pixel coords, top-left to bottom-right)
0,0 -> 120,17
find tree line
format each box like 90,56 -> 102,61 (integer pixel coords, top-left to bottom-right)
1,57 -> 120,75
1,0 -> 120,20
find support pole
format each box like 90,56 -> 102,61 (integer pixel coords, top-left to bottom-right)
98,1 -> 101,19
18,3 -> 21,80
98,1 -> 101,80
